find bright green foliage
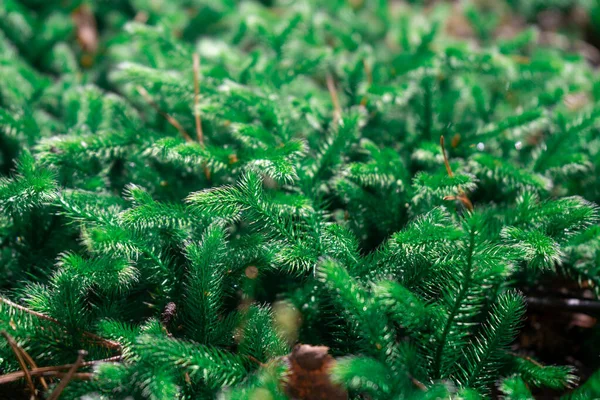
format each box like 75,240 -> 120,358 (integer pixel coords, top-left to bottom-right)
501,375 -> 534,400
510,355 -> 577,390
563,368 -> 600,399
1,0 -> 600,399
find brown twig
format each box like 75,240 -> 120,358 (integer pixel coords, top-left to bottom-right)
48,350 -> 87,400
14,341 -> 48,390
1,331 -> 37,398
193,53 -> 204,146
440,136 -> 454,178
410,375 -> 427,391
0,356 -> 121,385
0,296 -> 59,324
507,351 -> 544,368
246,355 -> 266,368
191,54 -> 212,180
0,296 -> 121,351
82,332 -> 121,350
0,370 -> 93,385
41,372 -> 92,381
440,136 -> 474,211
326,73 -> 342,123
136,86 -> 193,143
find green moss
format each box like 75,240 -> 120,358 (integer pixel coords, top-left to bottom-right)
1,1 -> 600,399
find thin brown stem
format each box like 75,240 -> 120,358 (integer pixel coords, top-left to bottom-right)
1,370 -> 91,385
459,194 -> 474,212
15,342 -> 48,390
507,351 -> 544,368
193,53 -> 204,146
1,330 -> 37,399
0,370 -> 92,385
0,356 -> 121,385
48,350 -> 87,400
0,296 -> 121,351
246,355 -> 266,368
326,73 -> 342,123
1,368 -> 61,384
440,136 -> 453,177
43,372 -> 92,380
83,333 -> 121,349
0,296 -> 58,324
410,375 -> 427,391
440,136 -> 474,211
136,86 -> 193,143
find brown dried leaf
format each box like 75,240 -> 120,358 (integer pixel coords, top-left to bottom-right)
283,344 -> 347,400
